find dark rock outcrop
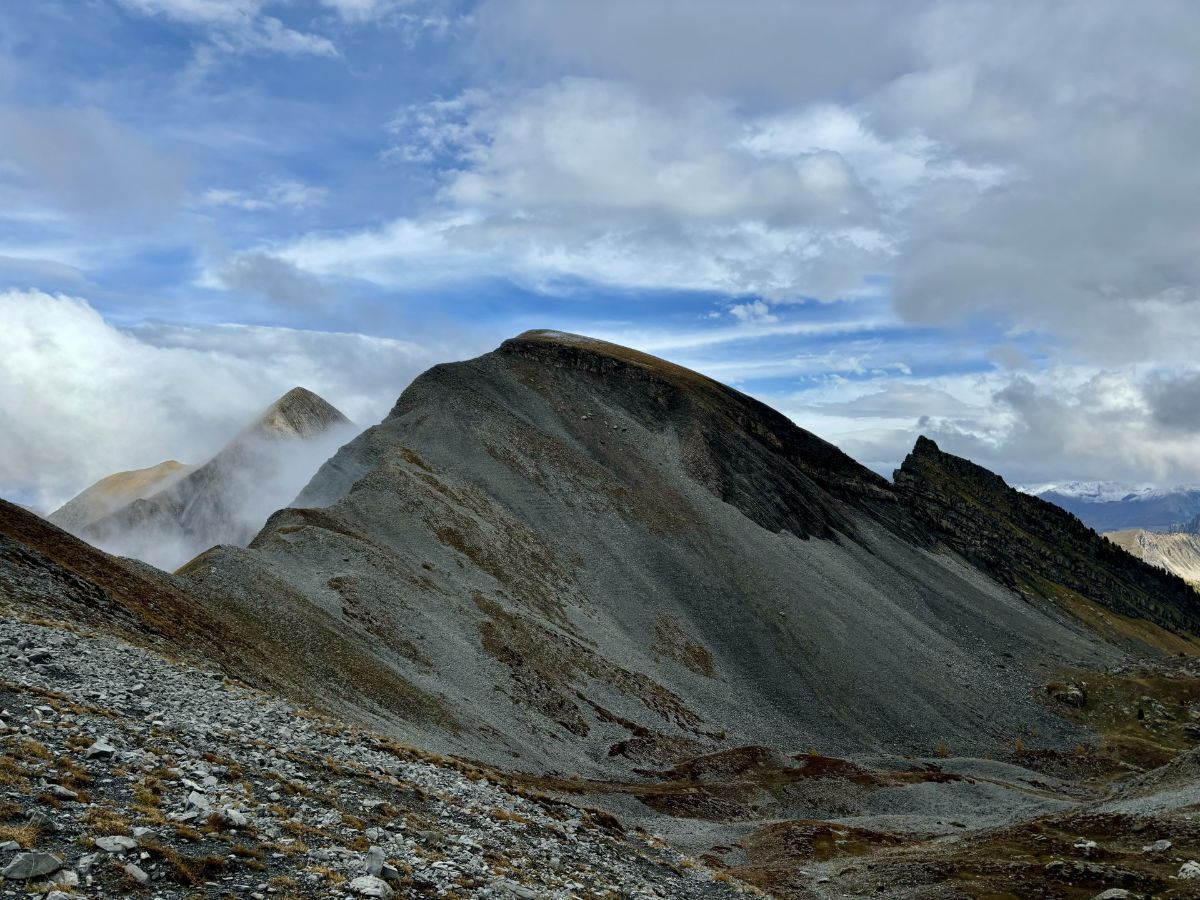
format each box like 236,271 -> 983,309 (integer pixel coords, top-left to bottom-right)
894,436 -> 1200,634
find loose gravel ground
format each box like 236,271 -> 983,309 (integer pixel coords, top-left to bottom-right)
0,619 -> 758,899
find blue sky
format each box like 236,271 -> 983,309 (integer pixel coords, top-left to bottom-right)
3,0 -> 1200,509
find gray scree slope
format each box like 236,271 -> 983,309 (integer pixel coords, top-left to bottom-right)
182,331 -> 1121,777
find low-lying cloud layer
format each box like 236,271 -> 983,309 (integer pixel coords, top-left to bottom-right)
0,290 -> 475,511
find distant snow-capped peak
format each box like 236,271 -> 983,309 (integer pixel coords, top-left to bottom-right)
1018,481 -> 1158,503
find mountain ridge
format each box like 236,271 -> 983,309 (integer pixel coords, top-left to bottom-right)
63,386 -> 356,570
895,435 -> 1200,637
47,459 -> 193,532
179,331 -> 1152,778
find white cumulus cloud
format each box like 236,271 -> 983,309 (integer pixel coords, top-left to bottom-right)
0,290 -> 475,511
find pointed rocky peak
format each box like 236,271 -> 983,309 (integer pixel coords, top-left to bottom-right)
252,387 -> 352,440
898,434 -> 1011,493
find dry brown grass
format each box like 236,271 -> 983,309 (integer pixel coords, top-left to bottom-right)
131,780 -> 164,815
0,822 -> 41,848
173,823 -> 203,842
304,864 -> 346,885
82,805 -> 132,835
141,839 -> 227,885
491,808 -> 530,824
0,755 -> 29,788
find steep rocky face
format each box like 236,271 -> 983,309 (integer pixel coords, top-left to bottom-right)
72,387 -> 356,570
895,436 -> 1200,636
47,460 -> 192,532
1107,528 -> 1200,586
182,331 -> 1125,778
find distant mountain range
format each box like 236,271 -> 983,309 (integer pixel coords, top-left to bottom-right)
47,386 -> 356,570
1025,481 -> 1200,532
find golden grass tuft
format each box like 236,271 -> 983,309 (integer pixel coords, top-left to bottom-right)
0,822 -> 41,848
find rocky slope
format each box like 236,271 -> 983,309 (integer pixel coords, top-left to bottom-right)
11,331 -> 1200,896
47,460 -> 192,533
0,617 -> 753,898
182,332 -> 1156,782
68,388 -> 357,571
1106,528 -> 1200,587
895,436 -> 1200,639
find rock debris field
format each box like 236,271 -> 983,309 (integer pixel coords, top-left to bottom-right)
0,619 -> 756,898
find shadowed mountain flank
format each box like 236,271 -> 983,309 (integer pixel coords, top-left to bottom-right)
895,436 -> 1200,638
64,387 -> 357,570
180,331 -> 1140,776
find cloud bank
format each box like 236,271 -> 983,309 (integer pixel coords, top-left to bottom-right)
0,290 -> 472,511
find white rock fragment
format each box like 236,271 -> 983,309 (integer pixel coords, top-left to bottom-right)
95,835 -> 139,853
84,737 -> 117,760
50,869 -> 79,889
349,874 -> 394,897
219,807 -> 248,827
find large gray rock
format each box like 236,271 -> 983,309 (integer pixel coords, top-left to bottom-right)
349,875 -> 393,898
364,845 -> 385,876
1,851 -> 63,880
95,835 -> 139,852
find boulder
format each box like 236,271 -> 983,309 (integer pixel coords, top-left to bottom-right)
365,845 -> 385,876
1,851 -> 63,880
1047,682 -> 1088,708
95,835 -> 139,853
349,875 -> 394,898
84,738 -> 117,760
